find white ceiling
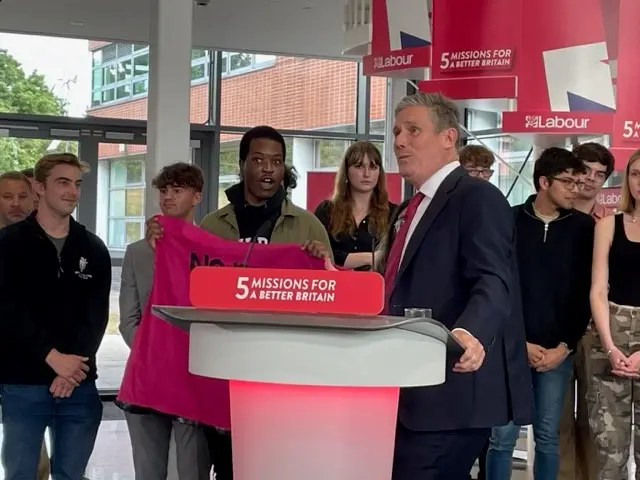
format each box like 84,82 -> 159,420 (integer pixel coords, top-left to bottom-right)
0,0 -> 354,59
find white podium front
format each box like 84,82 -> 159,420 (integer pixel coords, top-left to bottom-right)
153,306 -> 463,480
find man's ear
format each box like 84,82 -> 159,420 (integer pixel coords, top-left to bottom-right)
193,192 -> 202,207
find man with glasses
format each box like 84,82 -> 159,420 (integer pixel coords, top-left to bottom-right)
460,144 -> 495,180
486,148 -> 595,480
558,143 -> 615,480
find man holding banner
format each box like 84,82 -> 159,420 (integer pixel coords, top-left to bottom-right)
129,125 -> 333,477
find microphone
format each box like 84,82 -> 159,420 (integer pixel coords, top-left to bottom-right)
240,218 -> 275,268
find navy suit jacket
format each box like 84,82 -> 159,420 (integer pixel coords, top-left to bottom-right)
382,166 -> 532,432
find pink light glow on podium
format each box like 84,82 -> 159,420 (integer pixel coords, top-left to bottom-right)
229,380 -> 399,480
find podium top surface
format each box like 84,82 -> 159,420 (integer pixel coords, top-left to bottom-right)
152,305 -> 464,354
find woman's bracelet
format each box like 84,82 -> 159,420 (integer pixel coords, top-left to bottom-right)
606,349 -> 613,357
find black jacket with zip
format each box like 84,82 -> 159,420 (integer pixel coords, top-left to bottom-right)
0,212 -> 111,385
513,195 -> 595,351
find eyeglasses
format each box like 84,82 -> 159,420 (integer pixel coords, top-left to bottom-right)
550,176 -> 586,190
465,168 -> 494,179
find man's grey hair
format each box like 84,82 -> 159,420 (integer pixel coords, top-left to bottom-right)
395,92 -> 462,147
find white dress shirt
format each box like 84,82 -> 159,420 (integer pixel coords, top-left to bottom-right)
401,161 -> 461,261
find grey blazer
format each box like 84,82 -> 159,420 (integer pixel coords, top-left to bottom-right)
118,239 -> 154,347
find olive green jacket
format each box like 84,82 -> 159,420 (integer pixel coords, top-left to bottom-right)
199,197 -> 334,261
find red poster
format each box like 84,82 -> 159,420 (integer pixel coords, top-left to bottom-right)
190,267 -> 385,316
612,0 -> 640,145
519,0 -> 613,111
430,0 -> 521,80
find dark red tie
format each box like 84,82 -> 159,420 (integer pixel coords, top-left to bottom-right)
383,192 -> 425,312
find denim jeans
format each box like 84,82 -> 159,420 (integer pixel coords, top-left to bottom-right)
1,381 -> 102,480
486,356 -> 572,480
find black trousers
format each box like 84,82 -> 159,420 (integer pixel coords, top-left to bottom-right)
392,422 -> 491,480
476,439 -> 489,480
203,427 -> 233,480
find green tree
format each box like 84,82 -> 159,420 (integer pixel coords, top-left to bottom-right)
0,49 -> 70,172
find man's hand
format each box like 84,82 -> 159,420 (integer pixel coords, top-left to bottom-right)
452,329 -> 486,373
301,240 -> 331,259
50,376 -> 75,398
535,344 -> 569,372
526,342 -> 547,368
45,349 -> 89,386
145,215 -> 164,249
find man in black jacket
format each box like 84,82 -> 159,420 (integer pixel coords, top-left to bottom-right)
0,153 -> 111,480
485,148 -> 595,479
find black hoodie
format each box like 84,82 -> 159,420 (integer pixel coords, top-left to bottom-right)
513,195 -> 595,351
225,182 -> 286,243
0,212 -> 111,385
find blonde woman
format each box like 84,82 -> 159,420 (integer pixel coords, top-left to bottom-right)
588,149 -> 640,479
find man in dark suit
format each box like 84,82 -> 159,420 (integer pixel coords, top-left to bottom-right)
381,92 -> 532,480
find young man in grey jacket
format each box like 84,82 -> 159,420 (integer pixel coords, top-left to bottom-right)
119,162 -> 210,480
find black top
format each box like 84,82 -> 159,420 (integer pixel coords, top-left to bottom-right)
225,182 -> 286,244
513,195 -> 595,351
0,212 -> 112,385
314,200 -> 398,267
608,214 -> 640,307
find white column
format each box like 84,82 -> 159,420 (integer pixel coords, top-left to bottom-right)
291,137 -> 314,209
145,0 -> 194,217
384,78 -> 407,172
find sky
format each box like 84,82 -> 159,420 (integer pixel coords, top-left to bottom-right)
0,32 -> 91,117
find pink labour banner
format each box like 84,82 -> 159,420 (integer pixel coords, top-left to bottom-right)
117,216 -> 325,428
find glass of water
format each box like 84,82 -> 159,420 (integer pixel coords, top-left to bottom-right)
404,308 -> 432,319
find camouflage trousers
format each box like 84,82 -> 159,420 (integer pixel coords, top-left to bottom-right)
587,302 -> 640,480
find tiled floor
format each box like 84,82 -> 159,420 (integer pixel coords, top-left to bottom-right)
0,413 -> 533,480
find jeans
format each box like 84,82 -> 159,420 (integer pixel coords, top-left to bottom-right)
1,381 -> 102,480
486,356 -> 572,480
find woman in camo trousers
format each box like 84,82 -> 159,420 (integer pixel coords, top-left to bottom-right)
588,149 -> 640,480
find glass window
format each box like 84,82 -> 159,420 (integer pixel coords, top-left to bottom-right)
125,188 -> 144,216
220,52 -> 358,132
467,134 -> 534,205
192,49 -> 207,60
109,190 -> 126,217
101,89 -> 115,103
133,54 -> 149,77
229,52 -> 253,72
116,84 -> 131,100
86,42 -> 209,120
191,64 -> 206,81
103,65 -> 117,86
117,59 -> 132,82
314,139 -> 351,169
106,155 -> 146,249
110,160 -> 127,188
370,77 -> 387,135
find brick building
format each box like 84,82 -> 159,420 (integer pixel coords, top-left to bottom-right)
87,41 -> 387,249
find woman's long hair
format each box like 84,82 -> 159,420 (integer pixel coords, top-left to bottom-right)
618,149 -> 640,214
328,141 -> 389,241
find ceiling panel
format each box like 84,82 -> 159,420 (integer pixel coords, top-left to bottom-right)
0,0 -> 355,59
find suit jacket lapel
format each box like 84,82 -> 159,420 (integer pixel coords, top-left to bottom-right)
391,166 -> 466,295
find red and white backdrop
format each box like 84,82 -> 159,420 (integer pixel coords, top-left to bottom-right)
360,0 -> 640,172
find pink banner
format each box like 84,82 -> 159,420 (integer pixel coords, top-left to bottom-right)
117,217 -> 324,428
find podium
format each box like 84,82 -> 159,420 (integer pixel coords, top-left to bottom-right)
153,305 -> 463,480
